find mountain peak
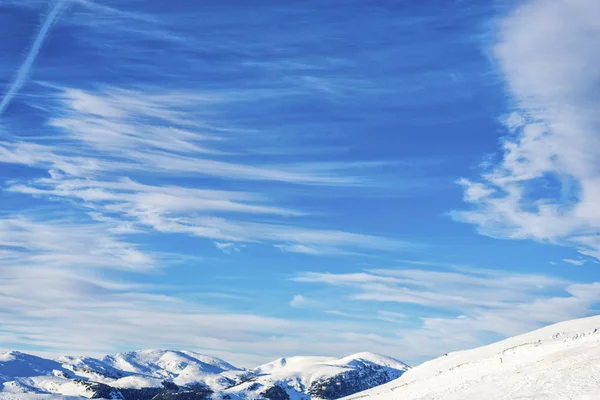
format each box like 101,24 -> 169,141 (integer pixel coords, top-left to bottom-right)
1,350 -> 34,360
335,352 -> 410,370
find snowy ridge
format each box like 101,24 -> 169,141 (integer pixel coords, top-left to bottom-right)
100,349 -> 241,388
343,315 -> 600,400
100,349 -> 240,377
57,356 -> 125,381
250,352 -> 408,384
224,352 -> 409,399
0,352 -> 66,383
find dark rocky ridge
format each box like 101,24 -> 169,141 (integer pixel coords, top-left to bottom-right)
80,380 -> 213,400
306,363 -> 401,399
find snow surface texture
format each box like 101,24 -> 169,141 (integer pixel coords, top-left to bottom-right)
0,349 -> 407,399
343,315 -> 600,400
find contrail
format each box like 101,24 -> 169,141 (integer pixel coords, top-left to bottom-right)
0,0 -> 70,116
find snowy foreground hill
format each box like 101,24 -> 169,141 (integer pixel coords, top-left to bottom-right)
343,315 -> 600,400
0,350 -> 408,400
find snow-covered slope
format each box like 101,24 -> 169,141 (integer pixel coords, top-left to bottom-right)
101,349 -> 239,377
0,352 -> 120,400
57,355 -> 126,381
344,315 -> 600,400
0,352 -> 68,383
225,352 -> 409,400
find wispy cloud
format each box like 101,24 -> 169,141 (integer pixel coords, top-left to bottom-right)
296,268 -> 567,310
7,176 -> 406,253
0,0 -> 431,365
214,242 -> 243,254
0,0 -> 540,367
1,0 -> 431,259
376,311 -> 407,323
563,258 -> 585,266
0,216 -> 154,271
324,310 -> 407,324
1,83 -> 392,186
295,266 -> 600,361
42,86 -> 367,185
0,0 -> 70,115
0,215 -> 422,366
0,84 -> 413,255
453,0 -> 600,260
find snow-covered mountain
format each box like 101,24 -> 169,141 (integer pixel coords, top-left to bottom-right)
0,351 -> 113,399
224,352 -> 409,400
99,349 -> 241,389
343,315 -> 600,400
0,350 -> 408,400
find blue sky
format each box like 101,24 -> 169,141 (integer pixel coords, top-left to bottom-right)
1,0 -> 599,367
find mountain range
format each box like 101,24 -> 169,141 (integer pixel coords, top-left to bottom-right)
0,350 -> 409,400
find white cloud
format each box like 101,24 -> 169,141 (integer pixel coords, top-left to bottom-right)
289,295 -> 308,308
33,86 -> 370,185
7,175 -> 301,220
563,258 -> 585,266
1,80 -> 390,185
294,272 -> 401,286
275,244 -> 335,255
0,217 -> 154,271
376,311 -> 407,323
453,0 -> 600,259
0,83 -> 412,256
297,268 -> 567,310
214,242 -> 242,254
323,310 -> 406,324
324,310 -> 356,318
0,216 -> 420,366
6,172 -> 403,252
295,267 -> 600,360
